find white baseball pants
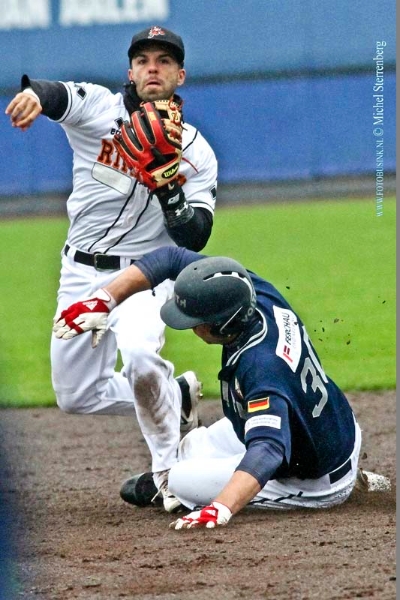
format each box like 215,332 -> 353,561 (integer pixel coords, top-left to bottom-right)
51,250 -> 181,472
168,416 -> 362,510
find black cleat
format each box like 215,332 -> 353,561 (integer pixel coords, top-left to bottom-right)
120,472 -> 159,507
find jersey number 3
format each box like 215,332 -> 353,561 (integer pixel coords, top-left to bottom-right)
300,327 -> 329,418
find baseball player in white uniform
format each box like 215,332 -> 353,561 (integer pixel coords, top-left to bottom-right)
6,26 -> 217,512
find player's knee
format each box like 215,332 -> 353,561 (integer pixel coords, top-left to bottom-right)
56,394 -> 80,413
56,397 -> 78,414
55,391 -> 90,414
123,345 -> 160,380
122,346 -> 171,405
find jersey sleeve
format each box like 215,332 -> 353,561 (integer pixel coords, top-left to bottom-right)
162,206 -> 213,252
51,81 -> 115,127
21,76 -> 113,127
180,126 -> 217,216
243,393 -> 292,465
235,438 -> 285,488
135,246 -> 207,288
21,75 -> 68,120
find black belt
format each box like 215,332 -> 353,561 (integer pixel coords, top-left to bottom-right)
65,244 -> 135,271
329,458 -> 352,484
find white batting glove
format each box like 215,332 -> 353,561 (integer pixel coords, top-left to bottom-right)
169,502 -> 232,530
52,289 -> 117,348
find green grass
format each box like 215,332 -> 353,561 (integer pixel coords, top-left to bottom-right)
0,197 -> 395,407
0,218 -> 69,406
165,197 -> 396,395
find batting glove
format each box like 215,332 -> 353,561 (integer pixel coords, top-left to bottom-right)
169,502 -> 232,530
52,289 -> 117,348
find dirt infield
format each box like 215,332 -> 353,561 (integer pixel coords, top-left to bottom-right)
1,390 -> 396,600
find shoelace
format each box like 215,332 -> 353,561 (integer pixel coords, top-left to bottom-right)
151,480 -> 174,503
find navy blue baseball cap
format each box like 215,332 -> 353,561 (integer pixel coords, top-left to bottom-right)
128,26 -> 185,65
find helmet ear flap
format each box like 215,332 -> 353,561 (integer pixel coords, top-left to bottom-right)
209,303 -> 256,337
209,322 -> 240,337
209,323 -> 224,336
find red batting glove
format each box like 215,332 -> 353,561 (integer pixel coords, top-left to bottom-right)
52,289 -> 116,348
169,502 -> 232,530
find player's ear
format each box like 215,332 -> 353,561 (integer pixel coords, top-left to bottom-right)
177,69 -> 186,86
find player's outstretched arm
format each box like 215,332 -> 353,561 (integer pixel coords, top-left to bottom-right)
104,264 -> 152,303
52,265 -> 152,347
170,471 -> 262,530
6,75 -> 70,130
170,435 -> 285,530
53,247 -> 203,346
5,91 -> 42,131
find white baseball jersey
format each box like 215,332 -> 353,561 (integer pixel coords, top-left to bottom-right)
54,81 -> 217,258
49,80 -> 218,477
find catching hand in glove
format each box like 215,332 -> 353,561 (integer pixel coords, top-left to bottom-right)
52,289 -> 116,348
114,99 -> 183,191
169,502 -> 232,530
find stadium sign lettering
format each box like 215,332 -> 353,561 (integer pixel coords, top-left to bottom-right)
0,0 -> 50,29
0,0 -> 169,30
60,0 -> 169,26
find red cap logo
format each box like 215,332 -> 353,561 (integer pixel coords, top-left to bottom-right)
148,26 -> 165,39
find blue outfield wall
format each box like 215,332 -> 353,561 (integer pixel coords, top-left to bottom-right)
1,71 -> 395,196
0,0 -> 395,87
182,73 -> 395,183
0,0 -> 395,196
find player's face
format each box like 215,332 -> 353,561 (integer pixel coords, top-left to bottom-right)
192,324 -> 236,345
128,48 -> 186,101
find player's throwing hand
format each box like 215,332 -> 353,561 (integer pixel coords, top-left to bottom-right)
169,502 -> 232,530
53,289 -> 116,348
5,91 -> 42,131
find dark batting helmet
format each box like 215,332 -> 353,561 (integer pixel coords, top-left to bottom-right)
160,257 -> 257,335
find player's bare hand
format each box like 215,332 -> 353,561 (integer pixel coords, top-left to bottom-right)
5,92 -> 42,131
169,502 -> 232,530
52,289 -> 117,348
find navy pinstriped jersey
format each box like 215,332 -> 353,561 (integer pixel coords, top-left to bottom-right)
218,270 -> 356,480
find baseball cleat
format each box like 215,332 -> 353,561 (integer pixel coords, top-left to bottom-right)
157,478 -> 183,513
120,472 -> 159,507
176,371 -> 203,435
354,468 -> 391,492
152,469 -> 183,513
120,471 -> 183,513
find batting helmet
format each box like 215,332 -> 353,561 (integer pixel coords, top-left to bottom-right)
160,257 -> 257,335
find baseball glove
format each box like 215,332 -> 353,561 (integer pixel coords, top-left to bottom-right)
114,99 -> 183,191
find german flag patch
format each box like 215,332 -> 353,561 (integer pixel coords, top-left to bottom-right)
247,397 -> 270,413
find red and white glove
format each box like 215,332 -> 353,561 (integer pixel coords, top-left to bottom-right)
169,502 -> 232,530
52,289 -> 117,348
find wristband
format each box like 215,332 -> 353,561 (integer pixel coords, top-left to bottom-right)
211,501 -> 233,525
154,182 -> 194,228
96,288 -> 117,310
22,87 -> 41,103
